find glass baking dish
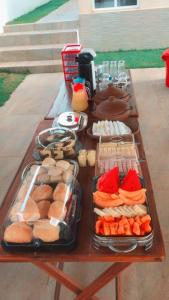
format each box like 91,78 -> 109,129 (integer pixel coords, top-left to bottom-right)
1,160 -> 81,252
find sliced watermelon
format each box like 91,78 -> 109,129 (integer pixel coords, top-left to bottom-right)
97,166 -> 119,193
121,169 -> 142,191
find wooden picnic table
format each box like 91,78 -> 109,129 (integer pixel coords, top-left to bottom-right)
0,77 -> 165,300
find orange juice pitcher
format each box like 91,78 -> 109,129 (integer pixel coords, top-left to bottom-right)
71,83 -> 88,112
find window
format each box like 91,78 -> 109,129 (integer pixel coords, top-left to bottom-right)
95,0 -> 138,9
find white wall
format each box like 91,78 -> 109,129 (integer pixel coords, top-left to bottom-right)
0,0 -> 50,32
78,0 -> 169,14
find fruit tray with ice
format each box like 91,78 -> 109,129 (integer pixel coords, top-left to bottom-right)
1,159 -> 81,252
91,167 -> 153,253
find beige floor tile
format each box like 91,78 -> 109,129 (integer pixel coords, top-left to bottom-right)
122,241 -> 169,300
60,262 -> 115,300
0,263 -> 55,300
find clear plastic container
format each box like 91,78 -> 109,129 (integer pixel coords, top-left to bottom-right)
95,136 -> 141,176
1,160 -> 81,251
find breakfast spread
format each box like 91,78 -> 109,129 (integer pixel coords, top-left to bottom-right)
1,71 -> 155,254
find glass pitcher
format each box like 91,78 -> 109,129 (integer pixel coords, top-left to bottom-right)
71,83 -> 88,112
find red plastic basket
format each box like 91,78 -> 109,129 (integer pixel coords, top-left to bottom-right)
61,44 -> 82,82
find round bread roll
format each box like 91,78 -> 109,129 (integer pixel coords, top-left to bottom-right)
4,222 -> 33,243
31,184 -> 53,202
36,173 -> 50,184
48,201 -> 67,220
37,200 -> 50,219
42,157 -> 56,167
49,175 -> 62,183
48,166 -> 63,177
55,160 -> 70,171
23,199 -> 40,222
53,182 -> 71,202
62,170 -> 73,184
33,219 -> 60,242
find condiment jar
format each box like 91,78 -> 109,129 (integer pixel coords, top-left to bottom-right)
71,83 -> 88,112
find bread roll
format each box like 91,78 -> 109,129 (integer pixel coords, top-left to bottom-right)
37,200 -> 50,219
49,175 -> 62,183
4,222 -> 33,243
36,173 -> 50,184
48,166 -> 63,177
23,199 -> 40,222
31,184 -> 53,202
62,170 -> 73,184
48,201 -> 67,220
55,160 -> 70,171
42,157 -> 56,167
33,220 -> 60,242
53,183 -> 71,202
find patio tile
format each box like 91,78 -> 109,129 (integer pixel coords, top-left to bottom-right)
60,262 -> 115,300
0,263 -> 55,300
122,241 -> 169,300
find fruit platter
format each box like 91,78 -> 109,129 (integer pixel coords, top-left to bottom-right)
92,167 -> 153,253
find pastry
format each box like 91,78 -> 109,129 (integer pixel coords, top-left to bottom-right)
53,182 -> 71,202
64,149 -> 75,157
37,200 -> 51,219
53,151 -> 64,160
55,160 -> 70,171
40,149 -> 52,157
48,201 -> 67,220
78,154 -> 87,167
92,121 -> 131,136
31,184 -> 53,202
42,157 -> 56,167
33,219 -> 60,242
87,150 -> 96,167
4,222 -> 33,243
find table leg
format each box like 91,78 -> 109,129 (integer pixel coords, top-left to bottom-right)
53,262 -> 64,300
73,263 -> 131,300
33,261 -> 100,300
115,275 -> 122,300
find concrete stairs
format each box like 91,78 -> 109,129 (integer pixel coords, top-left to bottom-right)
0,20 -> 79,73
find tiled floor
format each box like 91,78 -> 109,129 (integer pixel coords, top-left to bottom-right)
0,68 -> 168,300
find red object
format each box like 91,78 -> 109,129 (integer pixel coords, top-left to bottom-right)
121,169 -> 141,191
61,44 -> 82,82
162,49 -> 169,87
73,83 -> 84,92
98,167 -> 119,194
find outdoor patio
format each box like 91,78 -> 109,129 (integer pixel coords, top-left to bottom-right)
0,68 -> 168,299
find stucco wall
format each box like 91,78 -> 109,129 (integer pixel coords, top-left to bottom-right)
79,8 -> 169,51
0,0 -> 50,32
78,0 -> 169,14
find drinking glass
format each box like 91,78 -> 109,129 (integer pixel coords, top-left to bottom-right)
102,61 -> 110,76
110,61 -> 118,82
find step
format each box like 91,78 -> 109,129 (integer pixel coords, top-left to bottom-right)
0,29 -> 78,47
0,44 -> 64,62
0,59 -> 62,73
4,20 -> 79,33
